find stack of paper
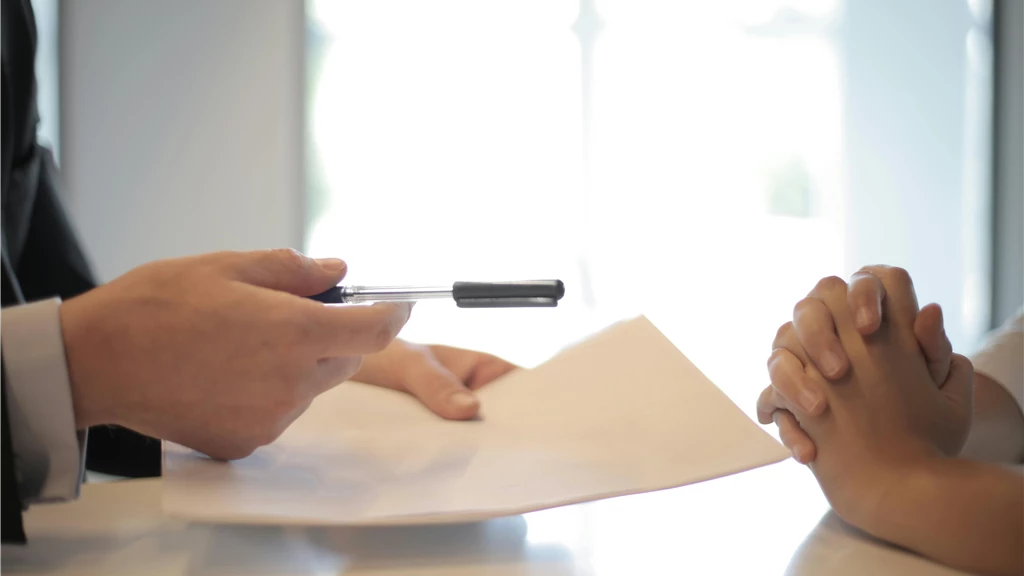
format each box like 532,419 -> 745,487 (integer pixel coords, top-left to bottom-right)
162,316 -> 788,525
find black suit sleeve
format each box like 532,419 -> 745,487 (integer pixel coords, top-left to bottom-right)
14,151 -> 161,478
2,362 -> 27,544
1,0 -> 159,491
12,147 -> 95,303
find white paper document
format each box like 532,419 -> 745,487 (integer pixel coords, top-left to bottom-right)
162,316 -> 789,525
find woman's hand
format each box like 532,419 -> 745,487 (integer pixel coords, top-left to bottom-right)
756,266 -> 954,463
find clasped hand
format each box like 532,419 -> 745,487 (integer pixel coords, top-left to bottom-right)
756,266 -> 973,521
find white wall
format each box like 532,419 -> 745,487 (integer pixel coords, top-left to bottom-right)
61,0 -> 305,282
841,0 -> 990,350
31,0 -> 60,159
993,0 -> 1024,325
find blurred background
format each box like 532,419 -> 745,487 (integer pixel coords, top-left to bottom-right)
37,0 -> 1023,571
45,0 -> 1022,397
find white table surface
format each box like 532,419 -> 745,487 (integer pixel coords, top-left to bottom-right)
2,460 -> 969,576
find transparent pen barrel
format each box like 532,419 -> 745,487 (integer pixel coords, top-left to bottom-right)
342,286 -> 452,304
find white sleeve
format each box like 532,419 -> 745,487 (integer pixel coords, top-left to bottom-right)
971,308 -> 1024,415
1,298 -> 86,504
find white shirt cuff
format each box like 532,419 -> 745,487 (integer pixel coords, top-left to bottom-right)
1,298 -> 86,504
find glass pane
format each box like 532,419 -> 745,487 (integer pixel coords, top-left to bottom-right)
305,2 -> 990,571
306,0 -> 989,404
307,0 -> 593,366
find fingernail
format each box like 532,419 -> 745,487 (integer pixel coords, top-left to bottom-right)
317,258 -> 346,273
449,391 -> 479,411
856,307 -> 873,330
800,389 -> 823,413
821,351 -> 843,378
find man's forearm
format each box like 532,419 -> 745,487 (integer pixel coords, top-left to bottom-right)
961,374 -> 1024,464
868,458 -> 1023,576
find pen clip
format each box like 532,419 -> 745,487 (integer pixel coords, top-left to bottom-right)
452,280 -> 565,307
456,297 -> 559,308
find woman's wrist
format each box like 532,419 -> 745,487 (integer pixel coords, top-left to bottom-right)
845,453 -> 944,540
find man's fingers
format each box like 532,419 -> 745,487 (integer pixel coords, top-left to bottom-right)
792,294 -> 849,379
847,269 -> 887,334
230,249 -> 347,296
767,348 -> 827,415
312,302 -> 413,355
773,410 -> 817,464
401,362 -> 481,420
915,303 -> 952,386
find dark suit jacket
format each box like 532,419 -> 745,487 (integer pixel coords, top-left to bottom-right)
2,0 -> 160,543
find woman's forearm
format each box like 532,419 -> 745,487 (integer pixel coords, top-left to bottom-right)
961,373 -> 1024,464
865,458 -> 1023,576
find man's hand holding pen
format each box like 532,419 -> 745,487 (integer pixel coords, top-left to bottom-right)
59,249 -> 524,461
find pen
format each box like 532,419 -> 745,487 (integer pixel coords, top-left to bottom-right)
308,280 -> 565,308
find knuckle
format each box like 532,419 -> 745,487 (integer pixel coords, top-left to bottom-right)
852,265 -> 883,282
318,356 -> 363,386
253,426 -> 284,448
792,298 -> 813,316
272,247 -> 310,271
372,323 -> 399,351
813,275 -> 847,295
859,263 -> 887,275
369,313 -> 403,351
848,271 -> 876,293
767,347 -> 788,368
340,356 -> 364,381
885,266 -> 912,287
774,322 -> 794,344
791,300 -> 827,334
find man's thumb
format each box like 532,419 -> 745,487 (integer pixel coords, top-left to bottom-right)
232,249 -> 346,296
